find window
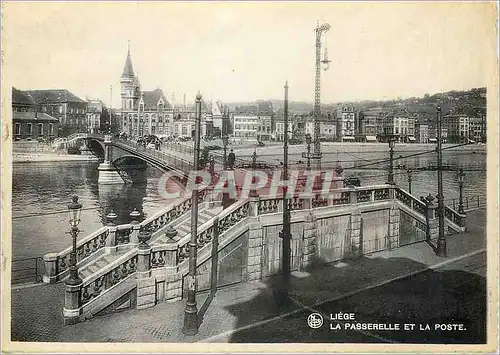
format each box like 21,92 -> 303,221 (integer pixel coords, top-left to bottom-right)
27,123 -> 32,135
38,123 -> 43,136
59,106 -> 63,114
15,123 -> 21,135
49,123 -> 54,136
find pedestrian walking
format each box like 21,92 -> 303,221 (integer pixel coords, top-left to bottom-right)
228,149 -> 236,170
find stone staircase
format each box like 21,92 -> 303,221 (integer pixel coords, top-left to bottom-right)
152,206 -> 223,245
77,203 -> 222,281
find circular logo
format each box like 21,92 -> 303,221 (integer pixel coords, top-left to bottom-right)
307,313 -> 324,329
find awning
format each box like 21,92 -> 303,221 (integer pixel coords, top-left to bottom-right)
408,136 -> 416,142
428,138 -> 437,142
342,136 -> 355,140
365,135 -> 377,142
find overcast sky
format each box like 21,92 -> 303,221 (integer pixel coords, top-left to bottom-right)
2,2 -> 496,107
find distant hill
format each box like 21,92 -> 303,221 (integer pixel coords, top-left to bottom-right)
223,87 -> 486,117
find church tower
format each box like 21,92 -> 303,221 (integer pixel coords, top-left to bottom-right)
120,43 -> 140,110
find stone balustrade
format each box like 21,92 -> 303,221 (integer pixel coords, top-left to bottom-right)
81,253 -> 138,306
395,188 -> 427,217
43,189 -> 209,283
61,183 -> 470,324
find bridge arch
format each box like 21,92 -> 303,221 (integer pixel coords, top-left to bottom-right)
86,138 -> 105,160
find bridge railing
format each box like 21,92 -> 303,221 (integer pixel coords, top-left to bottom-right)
114,139 -> 195,173
256,185 -> 393,215
444,195 -> 485,212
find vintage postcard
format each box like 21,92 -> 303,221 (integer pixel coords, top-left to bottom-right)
1,1 -> 498,354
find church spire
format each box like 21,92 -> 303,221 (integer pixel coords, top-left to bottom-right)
121,41 -> 135,78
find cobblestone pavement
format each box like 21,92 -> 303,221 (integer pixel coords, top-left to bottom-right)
9,209 -> 487,343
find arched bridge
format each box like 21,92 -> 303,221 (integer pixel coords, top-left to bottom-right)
86,134 -> 196,184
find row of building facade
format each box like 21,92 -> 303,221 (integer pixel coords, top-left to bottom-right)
12,46 -> 486,144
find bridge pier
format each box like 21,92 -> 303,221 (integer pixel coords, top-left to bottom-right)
98,135 -> 124,184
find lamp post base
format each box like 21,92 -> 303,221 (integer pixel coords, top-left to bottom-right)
436,239 -> 447,257
182,303 -> 199,336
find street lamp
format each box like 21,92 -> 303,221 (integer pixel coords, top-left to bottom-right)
222,135 -> 229,170
277,81 -> 291,307
387,135 -> 396,185
66,195 -> 83,285
435,105 -> 447,257
458,168 -> 465,214
249,150 -> 259,198
182,92 -> 202,336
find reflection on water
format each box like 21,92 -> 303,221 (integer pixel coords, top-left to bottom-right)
11,148 -> 487,259
12,161 -> 166,259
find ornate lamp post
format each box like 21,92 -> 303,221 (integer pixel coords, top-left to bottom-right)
222,135 -> 229,170
387,135 -> 396,185
66,196 -> 83,285
182,92 -> 202,335
458,168 -> 465,214
435,105 -> 447,257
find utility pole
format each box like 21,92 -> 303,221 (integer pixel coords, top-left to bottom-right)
435,105 -> 447,257
278,81 -> 291,307
182,92 -> 202,335
312,21 -> 331,170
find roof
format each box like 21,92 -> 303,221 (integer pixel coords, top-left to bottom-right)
24,89 -> 86,103
257,100 -> 273,115
121,48 -> 135,78
137,89 -> 171,110
12,88 -> 37,107
13,111 -> 59,122
235,105 -> 259,115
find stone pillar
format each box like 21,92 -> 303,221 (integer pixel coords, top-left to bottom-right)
164,230 -> 183,303
98,135 -> 123,184
249,196 -> 259,217
301,212 -> 317,269
105,226 -> 117,254
63,282 -> 82,325
42,252 -> 58,283
129,224 -> 141,245
301,193 -> 313,210
349,209 -> 362,257
247,221 -> 264,282
387,205 -> 400,250
426,199 -> 439,241
137,248 -> 152,279
349,187 -> 358,204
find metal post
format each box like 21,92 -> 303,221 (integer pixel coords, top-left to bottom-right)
436,106 -> 447,257
407,169 -> 412,194
222,136 -> 228,170
306,140 -> 311,170
387,137 -> 395,185
312,22 -> 330,170
182,93 -> 202,335
68,226 -> 81,284
249,150 -> 259,198
458,168 -> 465,213
278,81 -> 291,306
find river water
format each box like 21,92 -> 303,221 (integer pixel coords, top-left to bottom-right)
11,146 -> 487,259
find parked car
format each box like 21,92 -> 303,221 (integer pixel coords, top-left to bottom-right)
257,141 -> 265,147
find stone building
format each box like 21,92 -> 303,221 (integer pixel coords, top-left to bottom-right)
24,89 -> 86,136
119,47 -> 174,138
12,87 -> 59,141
